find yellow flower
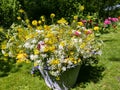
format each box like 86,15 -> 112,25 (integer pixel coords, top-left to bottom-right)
79,5 -> 84,11
86,37 -> 91,41
86,34 -> 94,41
38,20 -> 42,24
17,53 -> 27,59
25,60 -> 30,63
1,44 -> 6,49
32,20 -> 37,26
25,19 -> 30,23
36,26 -> 43,30
72,20 -> 76,23
73,15 -> 78,20
69,57 -> 74,61
1,41 -> 7,49
44,47 -> 49,52
60,41 -> 65,46
48,40 -> 53,45
78,59 -> 81,63
80,43 -> 86,48
0,27 -> 3,32
34,62 -> 38,66
93,26 -> 99,31
49,45 -> 55,52
50,59 -> 59,65
19,50 -> 24,53
70,52 -> 74,55
34,49 -> 40,55
56,76 -> 60,80
18,9 -> 24,13
25,35 -> 30,40
44,25 -> 50,30
46,33 -> 54,38
17,16 -> 21,20
57,18 -> 68,24
87,15 -> 92,19
17,28 -> 23,32
3,57 -> 8,61
4,53 -> 8,57
50,13 -> 55,18
27,25 -> 32,29
73,61 -> 77,64
41,16 -> 45,22
16,59 -> 25,63
78,21 -> 84,26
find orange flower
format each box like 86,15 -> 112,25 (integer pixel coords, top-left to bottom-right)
118,16 -> 120,20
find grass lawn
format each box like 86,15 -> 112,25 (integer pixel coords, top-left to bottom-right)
0,31 -> 120,90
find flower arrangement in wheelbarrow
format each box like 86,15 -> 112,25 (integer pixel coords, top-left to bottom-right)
25,17 -> 102,89
2,14 -> 102,90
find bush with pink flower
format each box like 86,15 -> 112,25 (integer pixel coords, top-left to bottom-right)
103,17 -> 119,33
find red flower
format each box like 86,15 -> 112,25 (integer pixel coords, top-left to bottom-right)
37,44 -> 41,50
85,30 -> 92,35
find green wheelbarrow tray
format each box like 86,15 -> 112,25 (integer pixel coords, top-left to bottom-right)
38,65 -> 81,90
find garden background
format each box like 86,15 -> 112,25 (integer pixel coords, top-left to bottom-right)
0,0 -> 120,90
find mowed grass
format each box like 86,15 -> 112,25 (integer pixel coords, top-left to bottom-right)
0,63 -> 50,90
0,31 -> 120,90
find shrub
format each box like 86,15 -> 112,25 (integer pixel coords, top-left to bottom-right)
0,27 -> 16,76
0,0 -> 20,27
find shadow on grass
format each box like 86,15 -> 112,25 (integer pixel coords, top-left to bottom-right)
109,57 -> 120,61
102,39 -> 117,42
0,60 -> 12,77
0,57 -> 21,77
75,64 -> 105,88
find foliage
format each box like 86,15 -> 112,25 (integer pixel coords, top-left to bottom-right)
20,0 -> 120,21
19,0 -> 84,23
0,27 -> 17,76
80,0 -> 120,19
0,0 -> 20,27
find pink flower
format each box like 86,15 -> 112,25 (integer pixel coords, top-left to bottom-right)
111,18 -> 118,22
74,31 -> 81,36
108,17 -> 112,20
104,19 -> 111,25
80,20 -> 87,24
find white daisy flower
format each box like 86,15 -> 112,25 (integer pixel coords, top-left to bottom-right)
62,67 -> 66,71
23,42 -> 31,49
30,54 -> 38,60
31,38 -> 37,43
